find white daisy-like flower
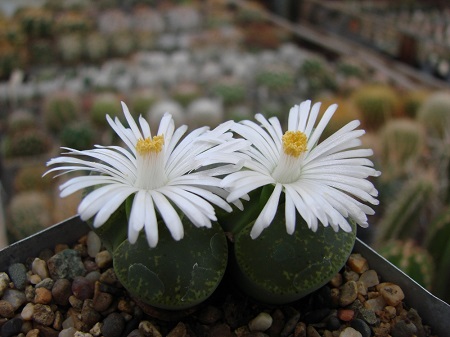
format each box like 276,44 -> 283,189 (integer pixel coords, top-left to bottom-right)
221,100 -> 381,239
46,102 -> 247,247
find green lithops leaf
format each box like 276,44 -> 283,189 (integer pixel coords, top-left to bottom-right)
113,218 -> 228,310
231,206 -> 356,304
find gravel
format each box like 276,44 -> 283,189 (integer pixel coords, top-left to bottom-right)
0,232 -> 439,337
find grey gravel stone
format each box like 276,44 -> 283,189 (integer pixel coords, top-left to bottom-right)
102,312 -> 125,337
47,249 -> 86,280
8,263 -> 27,290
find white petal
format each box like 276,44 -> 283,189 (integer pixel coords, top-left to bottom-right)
151,191 -> 184,241
92,188 -> 135,228
285,195 -> 296,234
250,183 -> 283,239
143,192 -> 159,247
121,101 -> 144,140
128,190 -> 146,243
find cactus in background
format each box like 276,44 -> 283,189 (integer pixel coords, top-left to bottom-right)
211,77 -> 246,106
171,82 -> 202,108
379,119 -> 425,180
15,7 -> 53,38
57,33 -> 83,64
3,128 -> 52,158
43,91 -> 80,134
109,31 -> 136,58
84,32 -> 109,63
299,57 -> 337,98
13,165 -> 53,193
402,89 -> 430,118
416,91 -> 450,140
378,240 -> 435,290
130,89 -> 158,118
424,206 -> 450,302
60,122 -> 95,150
6,110 -> 37,135
54,10 -> 92,35
256,65 -> 295,94
186,97 -> 224,129
7,191 -> 52,241
29,39 -> 55,65
351,84 -> 400,131
374,175 -> 435,245
90,93 -> 122,128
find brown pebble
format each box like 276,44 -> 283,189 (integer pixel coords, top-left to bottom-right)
329,273 -> 343,288
294,321 -> 306,337
139,320 -> 162,337
95,250 -> 112,269
81,299 -> 102,328
0,300 -> 15,318
34,287 -> 52,304
117,298 -> 134,314
52,279 -> 72,306
359,270 -> 379,289
364,296 -> 386,312
167,322 -> 187,337
306,325 -> 321,337
338,309 -> 355,321
209,323 -> 233,337
53,311 -> 63,330
99,268 -> 118,285
54,244 -> 70,253
33,303 -> 55,326
26,329 -> 40,337
93,289 -> 113,312
376,282 -> 405,307
198,305 -> 223,325
347,254 -> 369,274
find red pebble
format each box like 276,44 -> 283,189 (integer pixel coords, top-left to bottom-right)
338,309 -> 355,321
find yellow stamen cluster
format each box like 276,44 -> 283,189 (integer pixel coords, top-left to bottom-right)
282,131 -> 308,157
136,135 -> 164,154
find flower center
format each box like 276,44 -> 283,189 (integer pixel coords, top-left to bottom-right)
135,135 -> 167,190
282,131 -> 308,157
136,135 -> 164,155
272,131 -> 308,184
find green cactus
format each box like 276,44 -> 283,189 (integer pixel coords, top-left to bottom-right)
54,10 -> 92,35
130,89 -> 158,117
374,175 -> 435,244
424,206 -> 450,302
171,83 -> 202,108
84,32 -> 109,63
256,65 -> 295,94
378,240 -> 435,290
60,122 -> 95,150
299,58 -> 337,97
90,93 -> 122,128
7,191 -> 52,241
57,33 -> 83,64
43,91 -> 81,134
231,204 -> 356,304
402,90 -> 430,118
351,85 -> 400,131
3,128 -> 51,158
416,91 -> 450,140
29,39 -> 55,65
16,7 -> 53,38
379,119 -> 425,180
6,110 -> 37,135
13,165 -> 54,193
211,77 -> 246,106
109,31 -> 136,58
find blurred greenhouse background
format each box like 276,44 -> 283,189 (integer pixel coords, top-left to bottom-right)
0,0 -> 449,303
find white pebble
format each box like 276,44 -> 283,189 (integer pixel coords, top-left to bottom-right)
59,327 -> 77,337
0,272 -> 10,296
21,302 -> 35,320
339,327 -> 362,337
248,312 -> 273,332
62,315 -> 75,329
90,322 -> 103,337
32,258 -> 49,279
87,231 -> 102,258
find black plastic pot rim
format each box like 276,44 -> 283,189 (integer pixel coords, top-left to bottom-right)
1,215 -> 449,335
